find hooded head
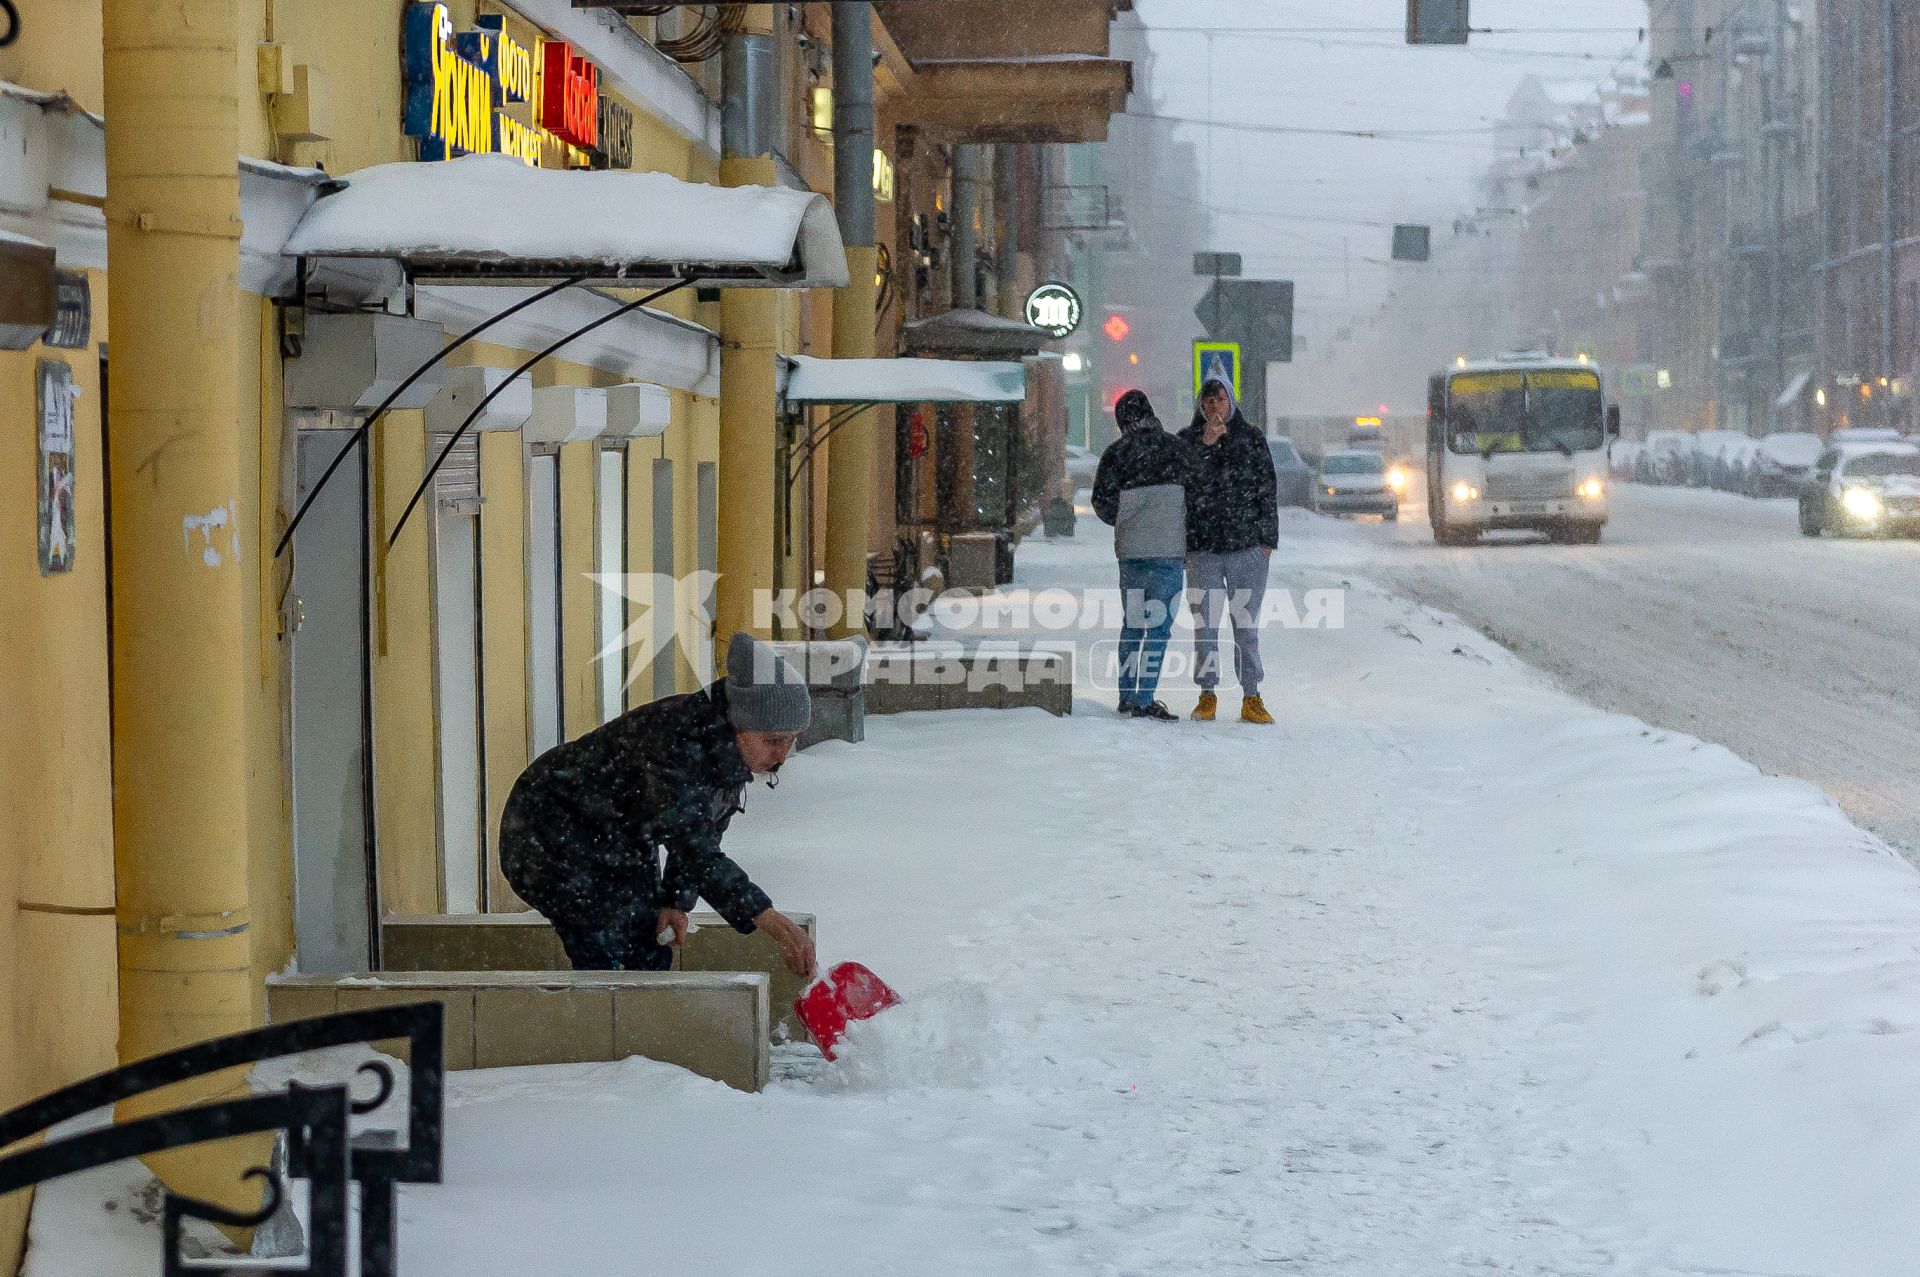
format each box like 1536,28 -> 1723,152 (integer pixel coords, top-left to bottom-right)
725,632 -> 812,738
1193,377 -> 1241,432
1114,388 -> 1158,432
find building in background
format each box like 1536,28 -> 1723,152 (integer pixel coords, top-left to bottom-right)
1817,0 -> 1918,432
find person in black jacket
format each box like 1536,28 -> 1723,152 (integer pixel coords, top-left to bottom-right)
498,632 -> 818,977
1093,389 -> 1199,720
1179,377 -> 1280,725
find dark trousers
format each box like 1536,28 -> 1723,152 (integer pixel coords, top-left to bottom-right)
550,917 -> 674,972
501,809 -> 672,972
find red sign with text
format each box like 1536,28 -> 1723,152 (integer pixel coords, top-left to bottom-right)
540,40 -> 598,151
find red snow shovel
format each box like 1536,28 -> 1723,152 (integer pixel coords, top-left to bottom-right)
795,962 -> 902,1061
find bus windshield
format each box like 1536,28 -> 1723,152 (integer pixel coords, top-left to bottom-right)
1447,369 -> 1605,456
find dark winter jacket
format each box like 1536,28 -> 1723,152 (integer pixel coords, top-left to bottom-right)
1092,415 -> 1201,560
1180,410 -> 1280,554
498,679 -> 773,937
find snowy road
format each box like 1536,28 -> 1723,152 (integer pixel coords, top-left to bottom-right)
1343,484 -> 1920,862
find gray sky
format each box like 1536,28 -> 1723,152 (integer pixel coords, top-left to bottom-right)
1124,0 -> 1652,339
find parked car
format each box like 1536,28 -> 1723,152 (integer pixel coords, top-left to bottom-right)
1685,431 -> 1746,487
1744,432 -> 1822,496
1313,449 -> 1399,520
1711,436 -> 1760,491
1640,430 -> 1692,484
1268,435 -> 1316,508
1828,427 -> 1904,445
1610,439 -> 1643,481
1798,441 -> 1920,536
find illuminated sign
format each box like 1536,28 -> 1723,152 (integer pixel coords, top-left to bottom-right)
404,3 -> 626,170
541,40 -> 598,152
1024,283 -> 1082,339
873,149 -> 896,203
404,3 -> 496,161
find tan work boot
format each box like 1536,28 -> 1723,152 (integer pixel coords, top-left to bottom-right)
1191,691 -> 1218,722
1240,695 -> 1274,725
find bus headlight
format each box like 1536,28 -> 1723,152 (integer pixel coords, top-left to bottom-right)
1450,481 -> 1480,503
1842,486 -> 1883,520
1576,477 -> 1605,500
1387,465 -> 1410,493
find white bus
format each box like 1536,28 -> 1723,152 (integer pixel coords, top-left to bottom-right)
1424,353 -> 1621,546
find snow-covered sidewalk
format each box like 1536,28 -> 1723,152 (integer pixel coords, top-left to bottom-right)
32,510 -> 1920,1276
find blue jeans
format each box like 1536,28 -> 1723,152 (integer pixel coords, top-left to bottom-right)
1117,557 -> 1184,708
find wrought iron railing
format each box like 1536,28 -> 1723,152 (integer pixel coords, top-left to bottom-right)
0,1004 -> 445,1277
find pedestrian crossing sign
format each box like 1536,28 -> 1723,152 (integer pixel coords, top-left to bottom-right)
1194,341 -> 1242,399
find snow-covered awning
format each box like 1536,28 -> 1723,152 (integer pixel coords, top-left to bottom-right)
900,307 -> 1053,357
1775,371 -> 1811,410
282,154 -> 849,289
783,356 -> 1027,405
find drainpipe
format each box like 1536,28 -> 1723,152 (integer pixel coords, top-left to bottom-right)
1880,0 -> 1898,424
995,143 -> 1021,319
102,0 -> 268,1228
825,1 -> 877,638
951,145 -> 980,310
716,7 -> 782,640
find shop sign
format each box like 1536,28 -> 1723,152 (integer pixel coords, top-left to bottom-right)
1024,282 -> 1082,339
541,40 -> 598,152
36,360 -> 75,576
596,94 -> 633,170
873,149 -> 895,203
404,3 -> 626,169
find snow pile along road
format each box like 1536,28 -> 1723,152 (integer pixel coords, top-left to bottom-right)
26,510 -> 1920,1275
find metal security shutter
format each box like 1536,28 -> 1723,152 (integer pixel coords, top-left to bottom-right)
432,433 -> 481,515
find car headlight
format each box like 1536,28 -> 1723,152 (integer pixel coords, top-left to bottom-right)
1842,486 -> 1884,520
1386,466 -> 1409,493
1324,486 -> 1337,497
1576,477 -> 1605,500
1450,481 -> 1480,502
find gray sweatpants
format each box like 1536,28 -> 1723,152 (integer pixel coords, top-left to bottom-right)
1186,547 -> 1269,694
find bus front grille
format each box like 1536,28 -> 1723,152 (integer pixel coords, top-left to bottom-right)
1487,469 -> 1573,501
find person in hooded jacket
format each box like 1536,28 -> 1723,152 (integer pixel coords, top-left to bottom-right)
1180,377 -> 1280,724
1093,389 -> 1200,720
497,631 -> 819,979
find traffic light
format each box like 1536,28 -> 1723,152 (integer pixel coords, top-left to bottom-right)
1103,314 -> 1132,342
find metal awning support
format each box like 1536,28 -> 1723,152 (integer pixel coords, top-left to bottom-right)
388,276 -> 702,548
273,274 -> 582,558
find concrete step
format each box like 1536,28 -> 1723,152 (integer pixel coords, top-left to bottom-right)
380,912 -> 815,1042
267,969 -> 770,1092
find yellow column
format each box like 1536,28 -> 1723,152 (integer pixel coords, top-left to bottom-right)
825,247 -> 880,635
478,432 -> 530,911
102,0 -> 265,1219
373,409 -> 443,916
716,157 -> 783,641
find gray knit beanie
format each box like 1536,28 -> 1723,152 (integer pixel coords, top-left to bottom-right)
725,632 -> 812,735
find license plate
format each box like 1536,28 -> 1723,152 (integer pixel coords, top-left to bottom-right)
1508,502 -> 1550,514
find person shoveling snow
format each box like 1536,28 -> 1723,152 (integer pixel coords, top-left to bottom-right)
498,632 -> 817,979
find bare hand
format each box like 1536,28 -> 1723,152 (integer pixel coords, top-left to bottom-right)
753,908 -> 818,980
1261,546 -> 1273,558
656,908 -> 691,948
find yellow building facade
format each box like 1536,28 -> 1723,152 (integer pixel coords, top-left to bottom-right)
0,0 -> 828,1259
